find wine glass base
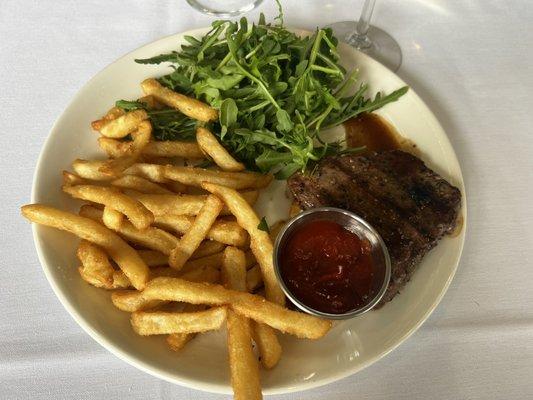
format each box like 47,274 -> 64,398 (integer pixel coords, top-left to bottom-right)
327,21 -> 402,72
186,0 -> 264,17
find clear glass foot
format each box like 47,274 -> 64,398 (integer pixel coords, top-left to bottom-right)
327,21 -> 402,72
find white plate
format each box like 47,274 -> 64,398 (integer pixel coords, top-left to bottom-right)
30,28 -> 466,395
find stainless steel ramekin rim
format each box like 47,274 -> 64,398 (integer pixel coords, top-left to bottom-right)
273,207 -> 392,320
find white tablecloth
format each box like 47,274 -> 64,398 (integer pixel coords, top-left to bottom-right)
2,1 -> 532,399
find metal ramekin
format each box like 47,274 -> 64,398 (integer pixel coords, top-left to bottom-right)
273,207 -> 391,320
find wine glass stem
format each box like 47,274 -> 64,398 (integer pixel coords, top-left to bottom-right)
347,0 -> 376,50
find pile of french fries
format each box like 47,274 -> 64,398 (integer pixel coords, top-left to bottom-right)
21,80 -> 330,399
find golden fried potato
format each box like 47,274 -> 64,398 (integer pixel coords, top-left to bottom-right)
165,165 -> 272,190
201,183 -> 285,306
99,138 -> 204,160
77,240 -> 114,289
154,214 -> 248,247
131,307 -> 227,335
196,127 -> 245,172
142,277 -> 332,339
21,205 -> 149,290
111,175 -> 173,195
129,191 -> 258,217
91,106 -> 125,131
141,78 -> 218,122
63,185 -> 153,230
100,109 -> 149,139
169,195 -> 224,270
221,246 -> 262,399
98,120 -> 152,177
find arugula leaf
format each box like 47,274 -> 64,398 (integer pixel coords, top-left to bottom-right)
276,109 -> 294,132
257,217 -> 270,233
135,52 -> 178,64
219,98 -> 238,139
132,8 -> 408,177
115,100 -> 145,111
115,100 -> 197,141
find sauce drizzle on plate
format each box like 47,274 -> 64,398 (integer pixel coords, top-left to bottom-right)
345,113 -> 418,155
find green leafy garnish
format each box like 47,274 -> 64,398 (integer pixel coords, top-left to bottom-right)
133,11 -> 408,177
115,100 -> 197,141
257,217 -> 270,233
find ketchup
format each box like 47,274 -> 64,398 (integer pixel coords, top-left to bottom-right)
279,220 -> 377,314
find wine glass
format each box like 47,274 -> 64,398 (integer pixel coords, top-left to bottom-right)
327,0 -> 402,71
186,0 -> 264,16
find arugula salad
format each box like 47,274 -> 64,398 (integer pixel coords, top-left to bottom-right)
118,12 -> 407,178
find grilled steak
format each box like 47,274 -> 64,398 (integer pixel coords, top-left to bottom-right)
287,150 -> 462,304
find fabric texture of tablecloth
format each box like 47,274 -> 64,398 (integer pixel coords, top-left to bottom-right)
1,1 -> 532,399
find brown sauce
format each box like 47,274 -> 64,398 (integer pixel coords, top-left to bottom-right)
344,113 -> 418,155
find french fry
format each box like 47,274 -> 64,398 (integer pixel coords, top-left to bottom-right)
201,183 -> 286,306
131,306 -> 227,335
111,175 -> 173,195
138,250 -> 167,267
224,248 -> 281,369
124,163 -> 168,183
62,171 -> 89,186
191,241 -> 225,260
103,211 -> 179,256
227,311 -> 262,400
100,109 -> 149,139
99,138 -> 201,160
136,243 -> 223,267
141,78 -> 218,122
179,251 -> 223,274
129,191 -> 259,217
142,278 -> 332,339
153,214 -> 248,247
244,250 -> 256,269
164,165 -> 272,190
167,303 -> 205,352
76,240 -> 114,288
112,265 -> 220,312
143,141 -> 204,159
89,217 -> 223,271
196,127 -> 245,172
98,137 -> 134,158
98,121 -> 152,176
221,246 -> 262,399
113,256 -> 223,290
72,159 -> 114,181
21,205 -> 149,290
63,185 -> 154,230
91,106 -> 125,131
138,94 -> 164,110
251,321 -> 282,369
111,264 -> 181,289
112,293 -> 164,312
169,195 -> 224,270
221,247 -> 247,291
111,270 -> 132,289
149,267 -> 181,279
246,265 -> 263,292
89,204 -> 176,256
163,181 -> 188,194
79,204 -> 105,220
102,206 -> 124,229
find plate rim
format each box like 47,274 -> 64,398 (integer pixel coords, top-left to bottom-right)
30,26 -> 467,396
